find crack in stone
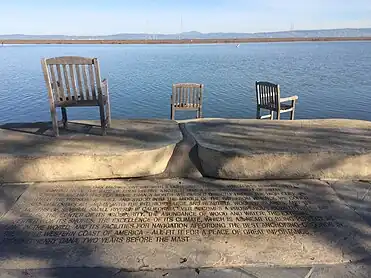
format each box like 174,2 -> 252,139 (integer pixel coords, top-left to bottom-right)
0,183 -> 29,220
360,183 -> 371,201
304,267 -> 315,278
235,268 -> 260,278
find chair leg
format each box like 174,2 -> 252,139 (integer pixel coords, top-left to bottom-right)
99,104 -> 106,135
61,107 -> 68,129
105,101 -> 111,128
276,110 -> 281,120
290,100 -> 296,120
198,107 -> 203,118
51,107 -> 59,137
256,106 -> 261,119
270,110 -> 274,120
170,105 -> 174,120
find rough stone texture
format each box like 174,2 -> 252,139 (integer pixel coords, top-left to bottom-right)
0,184 -> 29,218
160,124 -> 203,179
185,119 -> 371,180
1,179 -> 371,270
0,267 -> 313,278
330,180 -> 371,226
310,259 -> 371,277
4,265 -> 371,278
242,267 -> 312,277
0,120 -> 182,182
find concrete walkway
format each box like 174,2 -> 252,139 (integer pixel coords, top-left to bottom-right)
1,178 -> 371,277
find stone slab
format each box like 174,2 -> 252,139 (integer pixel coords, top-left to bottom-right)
0,184 -> 29,218
242,266 -> 312,278
184,119 -> 371,180
310,259 -> 371,278
160,123 -> 203,179
0,120 -> 182,182
1,179 -> 370,270
330,180 -> 371,226
0,267 -> 313,278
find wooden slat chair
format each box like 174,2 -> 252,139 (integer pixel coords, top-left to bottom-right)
255,81 -> 298,120
170,83 -> 204,120
41,56 -> 111,136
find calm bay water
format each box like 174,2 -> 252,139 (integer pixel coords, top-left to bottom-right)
0,42 -> 370,123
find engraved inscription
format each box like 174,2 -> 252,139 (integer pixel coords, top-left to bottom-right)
1,182 -> 344,245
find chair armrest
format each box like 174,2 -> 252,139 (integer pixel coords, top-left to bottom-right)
101,79 -> 108,95
101,78 -> 107,87
280,95 -> 298,102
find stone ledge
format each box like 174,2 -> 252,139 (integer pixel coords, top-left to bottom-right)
0,120 -> 182,182
185,119 -> 371,180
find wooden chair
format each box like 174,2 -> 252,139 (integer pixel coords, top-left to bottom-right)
41,56 -> 111,136
170,83 -> 203,120
255,81 -> 298,120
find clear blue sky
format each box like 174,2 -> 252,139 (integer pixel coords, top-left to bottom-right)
1,0 -> 370,35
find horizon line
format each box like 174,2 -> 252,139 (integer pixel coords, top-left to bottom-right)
1,27 -> 370,37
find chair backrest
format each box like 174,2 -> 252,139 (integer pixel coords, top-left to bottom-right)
255,81 -> 280,108
41,56 -> 103,104
172,83 -> 203,107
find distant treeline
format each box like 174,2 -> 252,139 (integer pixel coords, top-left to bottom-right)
2,37 -> 371,45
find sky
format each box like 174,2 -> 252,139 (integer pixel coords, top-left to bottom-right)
0,0 -> 370,35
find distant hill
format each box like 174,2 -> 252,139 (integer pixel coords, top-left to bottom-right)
1,28 -> 371,40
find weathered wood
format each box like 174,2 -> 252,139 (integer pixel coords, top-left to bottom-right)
46,56 -> 94,65
68,64 -> 78,101
94,58 -> 107,134
175,87 -> 179,106
290,100 -> 296,120
62,65 -> 72,100
82,65 -> 90,100
75,65 -> 84,100
55,64 -> 66,101
171,83 -> 203,120
179,87 -> 184,106
48,65 -> 58,99
193,88 -> 196,105
93,59 -> 102,100
101,78 -> 111,128
41,56 -> 111,136
55,98 -> 106,107
170,86 -> 175,120
255,81 -> 297,121
199,84 -> 204,118
88,64 -> 96,99
41,59 -> 59,136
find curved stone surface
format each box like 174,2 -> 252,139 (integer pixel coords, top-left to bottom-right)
0,120 -> 182,182
185,119 -> 371,180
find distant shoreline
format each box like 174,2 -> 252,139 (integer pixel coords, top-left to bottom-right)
1,37 -> 371,45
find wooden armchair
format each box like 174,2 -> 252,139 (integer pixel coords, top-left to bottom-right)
170,83 -> 203,120
255,81 -> 298,120
41,56 -> 111,136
